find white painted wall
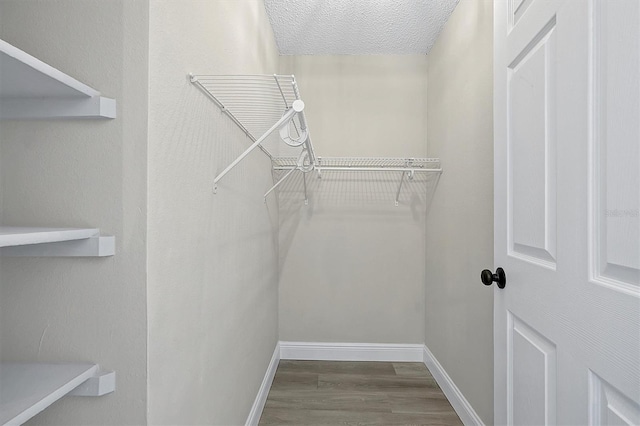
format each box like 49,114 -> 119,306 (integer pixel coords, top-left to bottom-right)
280,55 -> 429,157
277,56 -> 430,344
424,0 -> 494,424
147,1 -> 281,424
0,1 -> 149,425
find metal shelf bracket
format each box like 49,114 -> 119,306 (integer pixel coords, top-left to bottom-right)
190,74 -> 317,196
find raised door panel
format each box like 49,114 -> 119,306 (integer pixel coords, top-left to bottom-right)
510,0 -> 535,28
589,371 -> 640,425
590,0 -> 640,294
508,313 -> 557,426
508,20 -> 557,269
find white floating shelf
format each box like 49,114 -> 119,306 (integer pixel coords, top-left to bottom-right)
0,363 -> 115,426
0,227 -> 98,247
0,38 -> 116,119
0,227 -> 115,257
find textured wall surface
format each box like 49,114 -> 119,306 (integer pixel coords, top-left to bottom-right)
265,0 -> 459,55
0,1 -> 149,425
279,55 -> 429,157
277,56 -> 430,344
424,0 -> 494,423
147,1 -> 280,424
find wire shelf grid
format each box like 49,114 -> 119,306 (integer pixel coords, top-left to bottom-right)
272,157 -> 441,170
271,157 -> 442,206
191,74 -> 305,157
190,74 -> 443,205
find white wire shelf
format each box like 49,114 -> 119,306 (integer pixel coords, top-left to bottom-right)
191,74 -> 317,195
190,74 -> 442,205
190,74 -> 312,158
271,157 -> 442,206
273,157 -> 441,171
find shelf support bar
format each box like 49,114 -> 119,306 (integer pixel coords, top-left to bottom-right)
214,107 -> 297,193
264,166 -> 298,202
291,77 -> 317,167
303,172 -> 309,205
274,75 -> 301,138
395,171 -> 408,207
69,370 -> 116,397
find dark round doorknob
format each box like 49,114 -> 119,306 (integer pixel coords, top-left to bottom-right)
481,267 -> 506,289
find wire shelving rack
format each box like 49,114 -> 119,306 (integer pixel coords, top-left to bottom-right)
190,74 -> 442,206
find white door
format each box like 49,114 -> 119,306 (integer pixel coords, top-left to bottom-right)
493,0 -> 640,424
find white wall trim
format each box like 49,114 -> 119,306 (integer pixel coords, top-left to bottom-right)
423,345 -> 485,426
279,341 -> 425,362
245,342 -> 280,426
247,342 -> 484,426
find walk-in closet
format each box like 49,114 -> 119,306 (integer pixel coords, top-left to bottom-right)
1,0 -> 638,425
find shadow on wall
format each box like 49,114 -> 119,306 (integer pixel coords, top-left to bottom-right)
276,169 -> 441,268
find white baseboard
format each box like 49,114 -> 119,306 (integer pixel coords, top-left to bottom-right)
245,342 -> 280,426
248,341 -> 483,426
422,345 -> 484,426
279,341 -> 425,362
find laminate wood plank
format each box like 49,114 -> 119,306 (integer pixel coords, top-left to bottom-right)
270,371 -> 318,391
259,408 -> 463,425
392,362 -> 433,378
264,389 -> 393,413
388,394 -> 457,415
278,360 -> 397,376
260,360 -> 462,425
317,373 -> 440,392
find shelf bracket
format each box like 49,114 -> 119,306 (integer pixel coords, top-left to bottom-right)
303,172 -> 309,206
395,172 -> 407,207
69,370 -> 115,397
214,106 -> 299,193
265,149 -> 313,202
395,170 -> 415,207
0,236 -> 115,257
264,167 -> 297,203
395,159 -> 416,207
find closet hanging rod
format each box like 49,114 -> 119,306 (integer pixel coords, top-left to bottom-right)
272,157 -> 440,169
273,166 -> 443,173
194,74 -> 290,78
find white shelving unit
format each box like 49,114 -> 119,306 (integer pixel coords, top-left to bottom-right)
0,227 -> 99,247
0,39 -> 116,119
0,227 -> 115,257
0,38 -> 117,424
0,363 -> 115,426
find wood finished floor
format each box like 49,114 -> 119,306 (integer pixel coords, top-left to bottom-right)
259,361 -> 463,425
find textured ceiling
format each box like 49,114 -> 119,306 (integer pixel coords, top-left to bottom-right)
263,0 -> 459,55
